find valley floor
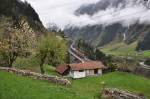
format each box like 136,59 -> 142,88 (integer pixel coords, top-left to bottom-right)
0,71 -> 150,99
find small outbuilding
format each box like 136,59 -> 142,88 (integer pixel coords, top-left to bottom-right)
56,61 -> 106,79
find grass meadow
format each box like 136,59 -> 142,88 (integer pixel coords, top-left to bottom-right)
0,71 -> 150,99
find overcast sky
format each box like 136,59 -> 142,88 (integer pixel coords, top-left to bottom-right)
21,0 -> 150,29
21,0 -> 99,28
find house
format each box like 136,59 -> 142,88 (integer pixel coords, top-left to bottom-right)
56,61 -> 106,79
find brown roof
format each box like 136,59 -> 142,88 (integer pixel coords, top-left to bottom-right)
69,61 -> 106,71
55,64 -> 68,74
56,61 -> 106,74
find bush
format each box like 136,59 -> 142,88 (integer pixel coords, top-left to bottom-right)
13,56 -> 40,72
144,59 -> 150,66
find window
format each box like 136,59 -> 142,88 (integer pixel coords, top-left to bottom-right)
79,70 -> 84,72
94,69 -> 98,74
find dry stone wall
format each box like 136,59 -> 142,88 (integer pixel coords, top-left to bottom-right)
0,67 -> 71,86
102,88 -> 146,99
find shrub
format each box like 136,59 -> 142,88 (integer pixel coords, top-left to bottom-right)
144,59 -> 150,66
13,56 -> 40,72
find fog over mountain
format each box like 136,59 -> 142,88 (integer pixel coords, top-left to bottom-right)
21,0 -> 150,28
20,0 -> 99,28
64,0 -> 150,50
20,0 -> 150,50
73,0 -> 150,28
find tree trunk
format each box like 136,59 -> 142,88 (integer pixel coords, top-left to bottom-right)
8,61 -> 13,68
8,52 -> 18,68
39,54 -> 47,74
40,63 -> 45,74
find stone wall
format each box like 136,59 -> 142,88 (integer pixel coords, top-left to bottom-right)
102,88 -> 146,99
0,67 -> 71,86
134,65 -> 150,78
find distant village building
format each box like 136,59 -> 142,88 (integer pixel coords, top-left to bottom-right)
56,61 -> 106,79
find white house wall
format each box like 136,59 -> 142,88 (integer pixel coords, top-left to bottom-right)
98,69 -> 102,75
85,69 -> 102,76
69,69 -> 103,79
69,70 -> 74,78
72,70 -> 86,79
86,70 -> 94,76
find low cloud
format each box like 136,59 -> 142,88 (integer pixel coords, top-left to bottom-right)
21,0 -> 150,28
74,0 -> 150,28
21,0 -> 99,28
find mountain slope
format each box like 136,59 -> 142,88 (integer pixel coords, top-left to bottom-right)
64,0 -> 150,51
0,0 -> 46,33
137,32 -> 150,50
75,0 -> 127,16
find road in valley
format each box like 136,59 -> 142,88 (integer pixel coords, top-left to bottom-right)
68,40 -> 90,63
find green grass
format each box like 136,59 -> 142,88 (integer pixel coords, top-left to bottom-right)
13,57 -> 41,73
44,64 -> 58,76
0,71 -> 150,99
100,42 -> 137,56
0,71 -> 83,99
100,42 -> 150,58
13,57 -> 58,75
71,72 -> 150,99
143,50 -> 150,57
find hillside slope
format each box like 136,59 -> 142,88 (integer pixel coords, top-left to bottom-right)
0,71 -> 82,99
0,0 -> 46,33
0,71 -> 150,99
0,0 -> 48,67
